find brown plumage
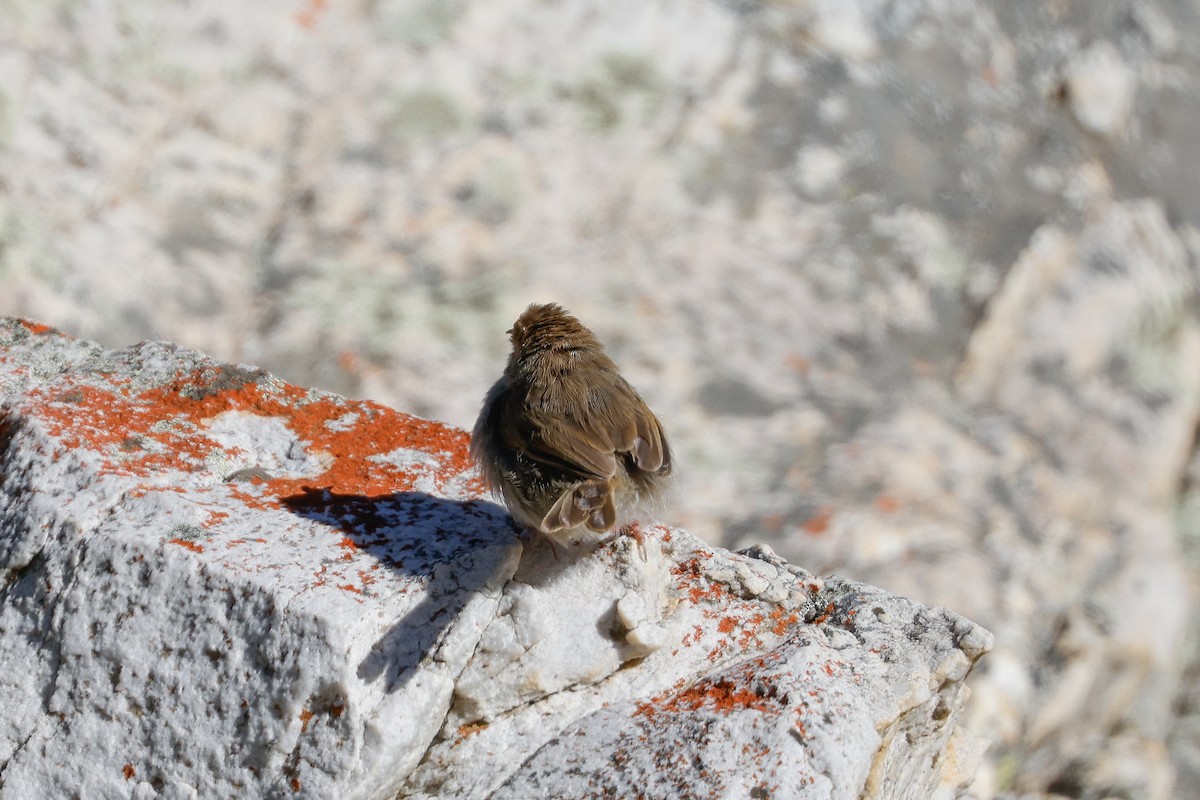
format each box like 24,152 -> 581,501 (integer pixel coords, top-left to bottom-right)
471,303 -> 673,543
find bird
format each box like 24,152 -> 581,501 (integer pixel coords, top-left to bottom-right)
471,302 -> 673,546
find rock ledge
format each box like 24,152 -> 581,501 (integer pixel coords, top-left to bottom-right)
0,318 -> 991,799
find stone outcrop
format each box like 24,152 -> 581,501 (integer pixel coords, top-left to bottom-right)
3,2 -> 1199,797
0,319 -> 990,798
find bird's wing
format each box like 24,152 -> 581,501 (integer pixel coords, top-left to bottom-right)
519,413 -> 619,480
516,373 -> 670,481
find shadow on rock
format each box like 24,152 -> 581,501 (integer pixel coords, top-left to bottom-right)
280,488 -> 519,693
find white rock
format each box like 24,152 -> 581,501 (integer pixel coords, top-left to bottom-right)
0,320 -> 992,798
795,144 -> 846,197
812,0 -> 879,61
1066,41 -> 1136,137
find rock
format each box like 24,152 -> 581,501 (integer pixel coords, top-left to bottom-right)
4,2 -> 1200,797
810,0 -> 879,62
1064,41 -> 1136,138
0,319 -> 991,798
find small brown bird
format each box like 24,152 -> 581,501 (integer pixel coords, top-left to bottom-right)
471,303 -> 672,544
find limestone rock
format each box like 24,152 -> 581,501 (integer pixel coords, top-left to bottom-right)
0,319 -> 991,798
1064,41 -> 1136,138
4,2 -> 1199,796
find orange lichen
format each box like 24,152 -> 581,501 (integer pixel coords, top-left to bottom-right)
122,764 -> 135,780
458,721 -> 489,737
18,320 -> 57,335
169,539 -> 204,553
671,554 -> 735,606
296,0 -> 326,29
760,514 -> 784,533
768,607 -> 800,636
802,507 -> 832,535
19,361 -> 487,542
680,625 -> 704,648
634,676 -> 780,720
874,495 -> 899,513
812,602 -> 836,625
299,708 -> 314,733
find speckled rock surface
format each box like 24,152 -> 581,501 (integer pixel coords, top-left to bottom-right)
0,319 -> 990,798
3,1 -> 1200,797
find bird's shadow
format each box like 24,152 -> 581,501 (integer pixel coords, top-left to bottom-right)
279,488 -> 521,694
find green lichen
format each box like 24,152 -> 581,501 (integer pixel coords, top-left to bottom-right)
1117,288 -> 1190,398
387,88 -> 466,144
571,52 -> 665,133
1176,489 -> 1200,563
0,90 -> 12,151
457,156 -> 523,224
286,261 -> 408,359
0,207 -> 66,287
169,523 -> 206,541
384,0 -> 464,47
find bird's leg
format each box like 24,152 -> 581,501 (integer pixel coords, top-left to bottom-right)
513,520 -> 536,542
512,520 -> 562,560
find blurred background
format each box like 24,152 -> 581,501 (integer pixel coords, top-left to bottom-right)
2,0 -> 1198,796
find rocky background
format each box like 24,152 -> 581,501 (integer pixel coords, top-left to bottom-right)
1,0 -> 1198,797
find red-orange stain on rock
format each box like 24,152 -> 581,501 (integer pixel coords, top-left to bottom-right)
760,514 -> 785,533
802,507 -> 832,535
680,625 -> 704,648
18,320 -> 57,335
769,607 -> 800,636
122,764 -> 135,780
21,362 -> 485,524
670,550 -> 812,664
785,354 -> 810,374
737,614 -> 766,650
874,494 -> 899,513
169,539 -> 204,553
671,553 -> 732,606
458,721 -> 489,737
299,708 -> 314,733
635,677 -> 778,720
296,0 -> 326,29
